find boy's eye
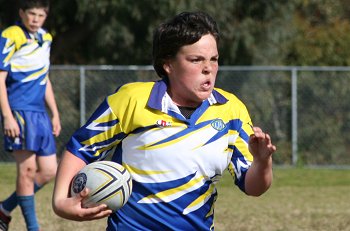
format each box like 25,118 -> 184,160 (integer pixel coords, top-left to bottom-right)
211,56 -> 219,62
190,57 -> 203,63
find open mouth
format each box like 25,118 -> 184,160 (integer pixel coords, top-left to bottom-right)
201,80 -> 212,90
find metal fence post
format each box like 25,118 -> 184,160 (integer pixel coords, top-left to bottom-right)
80,66 -> 86,126
291,67 -> 298,165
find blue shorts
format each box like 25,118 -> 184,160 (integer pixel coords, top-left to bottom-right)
2,110 -> 56,156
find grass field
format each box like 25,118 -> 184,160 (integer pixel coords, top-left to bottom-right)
1,163 -> 350,231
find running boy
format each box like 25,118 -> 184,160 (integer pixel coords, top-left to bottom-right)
52,11 -> 276,230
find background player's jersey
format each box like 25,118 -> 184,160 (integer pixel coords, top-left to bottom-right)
67,80 -> 254,230
0,24 -> 52,111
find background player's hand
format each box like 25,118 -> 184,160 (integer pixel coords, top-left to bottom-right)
3,115 -> 20,138
54,187 -> 112,221
248,126 -> 276,162
51,116 -> 61,137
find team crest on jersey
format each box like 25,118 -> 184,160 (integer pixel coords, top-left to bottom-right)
72,173 -> 87,194
211,119 -> 226,131
156,120 -> 172,127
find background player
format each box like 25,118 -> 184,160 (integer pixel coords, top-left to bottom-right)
52,11 -> 276,230
0,0 -> 60,230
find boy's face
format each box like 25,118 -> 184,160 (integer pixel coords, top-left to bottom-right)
19,8 -> 47,34
163,34 -> 219,107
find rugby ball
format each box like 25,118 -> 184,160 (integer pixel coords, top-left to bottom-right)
70,161 -> 133,212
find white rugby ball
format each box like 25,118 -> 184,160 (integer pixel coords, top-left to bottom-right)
70,161 -> 133,212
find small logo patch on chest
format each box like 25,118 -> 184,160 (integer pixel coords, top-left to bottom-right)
211,119 -> 226,131
156,120 -> 172,127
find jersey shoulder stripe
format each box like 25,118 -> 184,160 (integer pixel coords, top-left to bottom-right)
1,26 -> 27,50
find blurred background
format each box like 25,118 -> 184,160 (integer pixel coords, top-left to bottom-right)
2,0 -> 350,66
0,0 -> 349,167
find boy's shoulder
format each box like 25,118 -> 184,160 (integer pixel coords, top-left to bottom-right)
1,25 -> 24,37
214,87 -> 240,101
1,25 -> 52,43
107,81 -> 155,104
37,28 -> 52,41
0,25 -> 27,47
214,87 -> 248,109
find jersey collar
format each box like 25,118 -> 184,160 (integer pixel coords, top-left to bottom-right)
15,21 -> 44,46
147,78 -> 228,113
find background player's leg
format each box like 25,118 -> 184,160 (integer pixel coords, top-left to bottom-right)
35,154 -> 57,186
0,155 -> 55,231
13,150 -> 40,231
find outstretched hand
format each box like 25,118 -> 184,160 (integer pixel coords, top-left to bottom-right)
248,126 -> 276,162
245,126 -> 276,196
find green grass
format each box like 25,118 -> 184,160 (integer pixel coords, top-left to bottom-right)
1,163 -> 350,231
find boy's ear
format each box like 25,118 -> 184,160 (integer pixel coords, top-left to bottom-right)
19,9 -> 24,18
163,61 -> 172,75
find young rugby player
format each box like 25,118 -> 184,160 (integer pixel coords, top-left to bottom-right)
0,0 -> 60,230
52,11 -> 276,230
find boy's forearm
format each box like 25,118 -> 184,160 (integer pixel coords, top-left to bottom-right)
45,78 -> 60,118
0,71 -> 13,118
244,156 -> 273,196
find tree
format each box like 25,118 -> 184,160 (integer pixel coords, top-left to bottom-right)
286,0 -> 350,65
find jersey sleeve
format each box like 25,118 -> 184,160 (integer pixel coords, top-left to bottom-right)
0,26 -> 27,71
66,97 -> 125,163
66,82 -> 153,164
227,103 -> 254,193
0,31 -> 15,71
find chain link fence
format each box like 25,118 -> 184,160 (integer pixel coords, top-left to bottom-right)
1,65 -> 349,167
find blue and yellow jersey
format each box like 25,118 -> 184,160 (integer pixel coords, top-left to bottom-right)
67,80 -> 254,230
0,24 -> 52,111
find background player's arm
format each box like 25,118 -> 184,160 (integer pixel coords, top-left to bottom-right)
0,70 -> 19,138
45,77 -> 61,137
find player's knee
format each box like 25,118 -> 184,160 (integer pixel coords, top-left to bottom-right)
36,156 -> 58,182
45,167 -> 57,182
19,166 -> 36,181
37,167 -> 57,183
48,167 -> 57,180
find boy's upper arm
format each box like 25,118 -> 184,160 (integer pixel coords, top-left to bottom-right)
0,70 -> 8,80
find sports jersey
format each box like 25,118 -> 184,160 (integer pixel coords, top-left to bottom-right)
66,79 -> 254,230
0,22 -> 52,111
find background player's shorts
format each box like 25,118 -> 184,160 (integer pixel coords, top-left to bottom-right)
2,110 -> 56,156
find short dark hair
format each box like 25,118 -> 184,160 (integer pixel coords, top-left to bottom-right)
152,11 -> 220,78
19,0 -> 50,13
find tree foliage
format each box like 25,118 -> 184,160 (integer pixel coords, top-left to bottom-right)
1,0 -> 350,66
286,0 -> 350,65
